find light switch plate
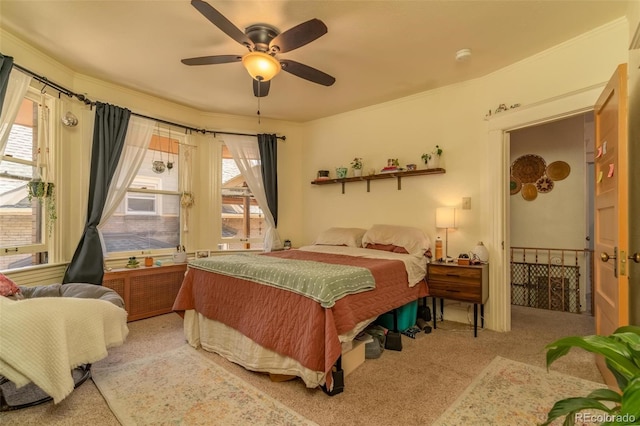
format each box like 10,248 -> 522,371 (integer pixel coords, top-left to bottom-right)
462,197 -> 471,210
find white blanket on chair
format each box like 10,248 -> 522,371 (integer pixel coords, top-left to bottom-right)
0,296 -> 128,403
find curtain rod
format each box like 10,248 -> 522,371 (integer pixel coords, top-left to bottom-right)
12,62 -> 286,141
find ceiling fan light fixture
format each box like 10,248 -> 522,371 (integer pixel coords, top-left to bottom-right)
242,51 -> 281,82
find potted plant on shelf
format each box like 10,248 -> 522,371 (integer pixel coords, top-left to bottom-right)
27,179 -> 57,236
351,157 -> 363,177
421,145 -> 443,169
541,325 -> 640,425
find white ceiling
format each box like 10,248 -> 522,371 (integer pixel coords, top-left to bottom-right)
0,1 -> 630,122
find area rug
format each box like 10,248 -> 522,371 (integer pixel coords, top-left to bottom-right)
92,345 -> 317,426
433,356 -> 605,426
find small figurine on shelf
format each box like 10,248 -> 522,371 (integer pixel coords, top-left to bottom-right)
126,256 -> 140,268
381,158 -> 401,174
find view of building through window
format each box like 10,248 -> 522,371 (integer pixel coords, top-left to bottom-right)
220,144 -> 264,250
0,95 -> 48,270
100,134 -> 181,255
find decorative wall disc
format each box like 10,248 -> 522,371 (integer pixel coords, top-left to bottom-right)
510,175 -> 522,195
512,154 -> 546,183
546,161 -> 571,181
535,176 -> 554,193
521,183 -> 538,201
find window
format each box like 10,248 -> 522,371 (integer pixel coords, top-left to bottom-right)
218,143 -> 264,250
100,132 -> 181,255
125,177 -> 160,215
0,91 -> 50,270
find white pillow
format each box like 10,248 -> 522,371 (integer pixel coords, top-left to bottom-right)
361,224 -> 431,257
314,227 -> 368,248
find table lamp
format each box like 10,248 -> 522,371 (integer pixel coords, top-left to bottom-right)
436,207 -> 456,260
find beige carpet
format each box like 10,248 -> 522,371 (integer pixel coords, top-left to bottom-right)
92,345 -> 316,426
433,356 -> 605,425
0,305 -> 602,425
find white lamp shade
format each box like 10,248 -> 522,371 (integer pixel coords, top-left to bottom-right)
242,52 -> 281,82
436,207 -> 456,229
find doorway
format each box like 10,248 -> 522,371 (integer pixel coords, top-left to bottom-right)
485,84 -> 604,333
508,113 -> 595,319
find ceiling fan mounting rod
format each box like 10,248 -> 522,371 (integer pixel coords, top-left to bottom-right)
246,24 -> 279,53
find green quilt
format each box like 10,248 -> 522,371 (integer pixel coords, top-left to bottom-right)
189,253 -> 375,307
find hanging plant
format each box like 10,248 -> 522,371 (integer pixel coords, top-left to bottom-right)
166,127 -> 174,171
152,122 -> 166,174
27,179 -> 57,236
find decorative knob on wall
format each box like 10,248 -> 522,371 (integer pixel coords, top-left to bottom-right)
61,111 -> 78,127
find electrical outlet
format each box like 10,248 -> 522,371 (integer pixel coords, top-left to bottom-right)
462,197 -> 471,210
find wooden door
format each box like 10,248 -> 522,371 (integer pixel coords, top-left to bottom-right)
594,63 -> 629,385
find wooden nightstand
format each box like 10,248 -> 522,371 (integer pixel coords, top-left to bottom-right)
428,262 -> 489,337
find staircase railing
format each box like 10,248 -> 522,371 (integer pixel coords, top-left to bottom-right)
510,246 -> 594,314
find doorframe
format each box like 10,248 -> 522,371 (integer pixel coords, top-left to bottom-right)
485,83 -> 606,332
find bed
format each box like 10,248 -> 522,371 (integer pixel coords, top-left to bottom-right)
172,225 -> 431,393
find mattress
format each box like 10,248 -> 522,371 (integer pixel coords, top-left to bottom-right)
173,247 -> 428,389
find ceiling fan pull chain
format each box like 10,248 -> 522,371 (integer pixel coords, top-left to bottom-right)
257,81 -> 261,124
152,121 -> 158,164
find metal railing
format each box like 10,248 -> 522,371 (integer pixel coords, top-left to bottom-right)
510,247 -> 594,314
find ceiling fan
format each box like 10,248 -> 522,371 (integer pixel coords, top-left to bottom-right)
181,0 -> 336,97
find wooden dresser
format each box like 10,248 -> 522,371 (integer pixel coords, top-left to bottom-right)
102,263 -> 187,322
428,262 -> 489,337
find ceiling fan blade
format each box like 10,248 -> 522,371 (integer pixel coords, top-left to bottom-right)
253,79 -> 270,97
269,18 -> 327,53
280,60 -> 335,86
190,0 -> 254,49
181,55 -> 242,66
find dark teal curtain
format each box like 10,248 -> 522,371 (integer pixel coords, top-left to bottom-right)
0,53 -> 14,117
257,134 -> 278,226
63,103 -> 131,284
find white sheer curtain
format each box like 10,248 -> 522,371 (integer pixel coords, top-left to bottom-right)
223,134 -> 282,252
97,116 -> 155,252
0,70 -> 32,156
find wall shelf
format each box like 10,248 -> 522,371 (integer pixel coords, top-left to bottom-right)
311,168 -> 446,193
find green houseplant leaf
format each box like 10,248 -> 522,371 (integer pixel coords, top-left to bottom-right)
619,376 -> 640,420
541,397 -> 614,426
542,326 -> 640,426
546,335 -> 640,383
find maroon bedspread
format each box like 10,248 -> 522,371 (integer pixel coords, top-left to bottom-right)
172,250 -> 428,386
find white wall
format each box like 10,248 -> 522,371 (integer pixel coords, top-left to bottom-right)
510,115 -> 586,249
301,79 -> 487,255
301,18 -> 629,329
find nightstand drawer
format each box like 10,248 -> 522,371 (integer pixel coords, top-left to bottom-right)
428,281 -> 480,303
428,262 -> 489,337
428,265 -> 482,286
